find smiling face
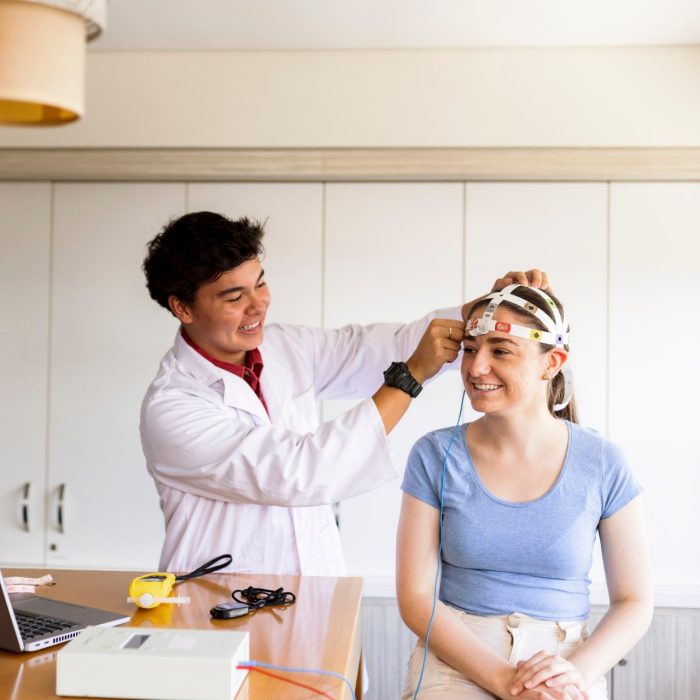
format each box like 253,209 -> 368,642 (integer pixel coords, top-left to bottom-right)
168,257 -> 270,365
462,306 -> 560,417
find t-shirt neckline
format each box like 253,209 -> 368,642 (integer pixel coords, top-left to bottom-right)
461,420 -> 573,507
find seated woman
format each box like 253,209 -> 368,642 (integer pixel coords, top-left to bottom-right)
397,285 -> 652,700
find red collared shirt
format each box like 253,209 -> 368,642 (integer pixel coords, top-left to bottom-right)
181,329 -> 269,415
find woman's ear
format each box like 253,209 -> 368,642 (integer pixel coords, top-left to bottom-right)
168,295 -> 194,324
545,347 -> 568,378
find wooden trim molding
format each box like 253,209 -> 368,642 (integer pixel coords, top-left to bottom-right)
0,148 -> 699,181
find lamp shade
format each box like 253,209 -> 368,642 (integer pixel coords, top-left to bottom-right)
0,0 -> 106,126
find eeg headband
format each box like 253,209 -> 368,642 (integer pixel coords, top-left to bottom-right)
466,284 -> 569,348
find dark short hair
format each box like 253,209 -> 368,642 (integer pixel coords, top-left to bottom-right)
143,211 -> 265,312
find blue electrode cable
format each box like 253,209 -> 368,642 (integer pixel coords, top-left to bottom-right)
412,390 -> 466,700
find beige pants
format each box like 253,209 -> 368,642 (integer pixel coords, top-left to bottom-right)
401,608 -> 608,699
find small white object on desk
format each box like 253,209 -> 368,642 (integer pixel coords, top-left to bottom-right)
126,593 -> 191,607
56,626 -> 249,700
5,574 -> 55,594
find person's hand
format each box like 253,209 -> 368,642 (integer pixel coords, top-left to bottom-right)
503,684 -> 585,700
491,268 -> 550,292
462,269 -> 551,323
508,652 -> 589,700
406,318 -> 465,384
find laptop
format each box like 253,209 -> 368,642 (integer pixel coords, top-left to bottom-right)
0,569 -> 130,653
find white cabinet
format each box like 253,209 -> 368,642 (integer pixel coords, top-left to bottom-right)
0,183 -> 185,570
324,182 -> 612,582
361,599 -> 700,700
1,182 -> 325,570
45,184 -> 185,568
323,183 -> 466,579
1,178 -> 699,600
0,183 -> 51,565
610,607 -> 700,700
609,184 -> 700,589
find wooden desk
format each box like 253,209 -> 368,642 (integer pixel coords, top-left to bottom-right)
0,568 -> 363,700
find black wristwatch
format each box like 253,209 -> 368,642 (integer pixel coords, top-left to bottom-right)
383,361 -> 423,398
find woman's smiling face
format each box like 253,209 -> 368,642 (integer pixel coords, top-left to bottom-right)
461,306 -> 553,416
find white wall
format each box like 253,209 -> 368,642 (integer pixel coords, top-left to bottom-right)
1,47 -> 700,147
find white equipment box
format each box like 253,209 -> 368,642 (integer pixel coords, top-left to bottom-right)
56,626 -> 249,700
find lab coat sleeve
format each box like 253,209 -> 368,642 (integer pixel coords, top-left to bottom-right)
307,306 -> 463,400
141,391 -> 397,507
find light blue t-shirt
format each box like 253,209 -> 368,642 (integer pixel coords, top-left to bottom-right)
401,421 -> 642,621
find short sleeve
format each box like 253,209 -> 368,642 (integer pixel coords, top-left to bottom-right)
401,433 -> 442,509
601,440 -> 643,519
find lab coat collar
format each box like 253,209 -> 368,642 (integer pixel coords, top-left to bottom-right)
254,340 -> 290,424
172,330 -> 271,425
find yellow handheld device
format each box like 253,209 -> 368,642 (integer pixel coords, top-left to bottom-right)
127,573 -> 189,609
126,554 -> 233,609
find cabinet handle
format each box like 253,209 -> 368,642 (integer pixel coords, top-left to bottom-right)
21,482 -> 31,532
618,658 -> 628,666
57,483 -> 66,534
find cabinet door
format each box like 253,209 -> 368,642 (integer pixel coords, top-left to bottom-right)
47,184 -> 185,568
187,183 -> 323,326
609,184 -> 700,592
611,608 -> 700,700
0,183 -> 50,564
324,183 -> 465,579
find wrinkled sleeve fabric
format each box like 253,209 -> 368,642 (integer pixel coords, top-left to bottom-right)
307,306 -> 462,400
142,385 -> 394,508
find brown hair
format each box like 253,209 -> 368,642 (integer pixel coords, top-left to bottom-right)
465,287 -> 578,423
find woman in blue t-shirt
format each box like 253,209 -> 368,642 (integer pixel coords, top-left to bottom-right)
397,284 -> 652,700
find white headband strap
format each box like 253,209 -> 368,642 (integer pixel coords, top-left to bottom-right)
553,362 -> 574,412
466,317 -> 568,346
484,285 -> 558,335
530,286 -> 567,332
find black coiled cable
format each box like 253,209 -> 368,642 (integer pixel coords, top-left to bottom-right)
231,585 -> 296,610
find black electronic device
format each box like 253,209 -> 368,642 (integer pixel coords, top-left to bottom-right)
383,361 -> 423,398
210,602 -> 250,620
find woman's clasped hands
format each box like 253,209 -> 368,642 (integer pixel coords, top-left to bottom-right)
506,651 -> 590,700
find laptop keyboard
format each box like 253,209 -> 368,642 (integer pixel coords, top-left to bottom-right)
15,610 -> 77,640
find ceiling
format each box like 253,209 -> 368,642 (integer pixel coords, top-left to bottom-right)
91,0 -> 700,52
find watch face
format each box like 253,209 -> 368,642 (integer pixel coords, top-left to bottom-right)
385,362 -> 407,381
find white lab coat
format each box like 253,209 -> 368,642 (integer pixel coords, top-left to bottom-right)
140,308 -> 460,576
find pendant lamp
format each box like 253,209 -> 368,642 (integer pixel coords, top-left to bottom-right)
0,0 -> 106,126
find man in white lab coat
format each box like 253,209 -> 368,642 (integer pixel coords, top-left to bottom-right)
140,211 -> 545,576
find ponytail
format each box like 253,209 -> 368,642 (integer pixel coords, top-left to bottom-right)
549,370 -> 578,423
